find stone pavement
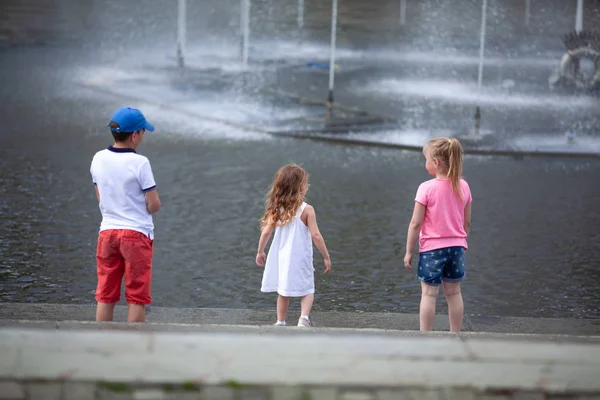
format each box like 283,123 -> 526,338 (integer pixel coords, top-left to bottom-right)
1,324 -> 600,400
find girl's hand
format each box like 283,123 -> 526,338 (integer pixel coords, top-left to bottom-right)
256,252 -> 266,266
403,253 -> 413,270
324,258 -> 332,274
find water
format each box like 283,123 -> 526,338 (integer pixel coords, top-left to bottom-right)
1,0 -> 599,319
360,78 -> 598,109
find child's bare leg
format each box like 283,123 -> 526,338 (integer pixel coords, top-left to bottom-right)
300,294 -> 314,318
277,295 -> 290,322
127,304 -> 146,323
443,281 -> 463,333
420,282 -> 439,331
96,302 -> 115,322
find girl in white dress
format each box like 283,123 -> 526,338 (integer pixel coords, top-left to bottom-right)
256,164 -> 331,327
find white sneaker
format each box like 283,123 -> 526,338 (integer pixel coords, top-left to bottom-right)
274,321 -> 286,326
297,317 -> 312,327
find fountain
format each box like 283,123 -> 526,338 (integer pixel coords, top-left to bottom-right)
64,0 -> 599,157
473,0 -> 487,138
327,0 -> 338,109
176,0 -> 186,68
549,30 -> 600,92
241,0 -> 251,69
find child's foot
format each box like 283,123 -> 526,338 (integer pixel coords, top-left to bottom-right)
297,316 -> 312,327
274,321 -> 286,326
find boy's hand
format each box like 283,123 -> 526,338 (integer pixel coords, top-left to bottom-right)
324,258 -> 331,274
256,251 -> 266,266
403,253 -> 413,270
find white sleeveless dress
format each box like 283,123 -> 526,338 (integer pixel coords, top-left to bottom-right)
261,202 -> 315,297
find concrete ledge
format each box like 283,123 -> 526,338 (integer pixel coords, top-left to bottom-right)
2,320 -> 600,345
1,327 -> 600,397
1,303 -> 599,336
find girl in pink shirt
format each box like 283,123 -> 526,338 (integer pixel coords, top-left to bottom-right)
404,137 -> 472,333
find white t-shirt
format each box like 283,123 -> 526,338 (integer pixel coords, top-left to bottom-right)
90,146 -> 156,239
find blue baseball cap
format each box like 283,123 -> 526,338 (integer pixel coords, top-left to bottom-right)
108,107 -> 155,133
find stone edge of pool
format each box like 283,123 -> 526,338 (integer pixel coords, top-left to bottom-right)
1,303 -> 598,337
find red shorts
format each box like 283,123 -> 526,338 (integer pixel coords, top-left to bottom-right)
95,229 -> 153,305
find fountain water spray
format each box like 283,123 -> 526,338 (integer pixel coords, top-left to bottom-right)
240,0 -> 244,44
327,0 -> 338,109
474,0 -> 487,136
575,0 -> 584,33
298,0 -> 304,29
400,0 -> 407,26
177,0 -> 186,68
241,0 -> 251,68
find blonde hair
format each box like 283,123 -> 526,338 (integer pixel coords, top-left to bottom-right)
424,137 -> 464,199
260,163 -> 308,228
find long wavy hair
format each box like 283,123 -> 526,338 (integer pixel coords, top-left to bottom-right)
424,137 -> 464,200
260,164 -> 308,228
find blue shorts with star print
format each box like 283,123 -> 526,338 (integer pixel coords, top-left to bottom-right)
417,246 -> 466,286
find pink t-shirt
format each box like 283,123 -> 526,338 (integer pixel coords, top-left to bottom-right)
415,178 -> 472,253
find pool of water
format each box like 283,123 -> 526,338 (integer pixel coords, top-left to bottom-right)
1,0 -> 599,319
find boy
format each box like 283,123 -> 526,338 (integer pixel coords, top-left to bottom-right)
90,107 -> 161,322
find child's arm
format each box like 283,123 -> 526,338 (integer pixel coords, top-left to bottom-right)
145,190 -> 161,214
139,160 -> 160,214
305,205 -> 331,273
94,186 -> 100,203
404,202 -> 426,270
256,224 -> 275,266
463,203 -> 472,235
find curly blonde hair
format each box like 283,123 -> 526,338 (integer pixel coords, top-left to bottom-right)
260,163 -> 308,228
